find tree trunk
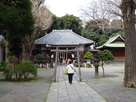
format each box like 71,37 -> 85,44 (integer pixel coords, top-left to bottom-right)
21,28 -> 40,61
22,44 -> 31,61
5,41 -> 9,62
5,30 -> 10,62
22,44 -> 25,61
120,0 -> 136,88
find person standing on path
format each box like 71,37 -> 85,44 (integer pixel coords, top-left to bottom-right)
66,60 -> 76,84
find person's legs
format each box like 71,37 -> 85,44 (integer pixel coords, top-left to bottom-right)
68,74 -> 71,83
68,73 -> 74,84
70,73 -> 74,84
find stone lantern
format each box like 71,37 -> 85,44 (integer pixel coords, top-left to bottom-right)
93,57 -> 100,78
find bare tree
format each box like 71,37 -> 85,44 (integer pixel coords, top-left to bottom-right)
110,19 -> 124,29
80,0 -> 122,30
22,0 -> 53,60
104,0 -> 124,29
105,0 -> 122,17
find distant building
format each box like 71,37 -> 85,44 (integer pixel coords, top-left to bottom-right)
96,33 -> 125,60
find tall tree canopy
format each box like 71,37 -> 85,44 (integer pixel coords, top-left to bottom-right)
48,14 -> 83,34
81,19 -> 121,47
0,0 -> 34,58
80,0 -> 121,31
0,0 -> 34,36
80,0 -> 123,47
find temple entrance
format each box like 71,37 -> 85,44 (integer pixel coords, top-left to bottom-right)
51,46 -> 81,82
58,52 -> 77,65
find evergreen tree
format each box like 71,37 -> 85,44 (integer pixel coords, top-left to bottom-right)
48,14 -> 83,34
0,0 -> 34,58
97,50 -> 114,77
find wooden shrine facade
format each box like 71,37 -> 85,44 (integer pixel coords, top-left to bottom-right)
97,33 -> 125,60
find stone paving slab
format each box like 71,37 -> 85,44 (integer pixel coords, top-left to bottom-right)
46,66 -> 107,102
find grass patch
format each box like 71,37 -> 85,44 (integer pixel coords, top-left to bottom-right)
124,88 -> 136,91
43,98 -> 46,102
0,75 -> 49,83
20,77 -> 38,83
19,76 -> 50,83
115,71 -> 124,74
0,78 -> 7,82
105,98 -> 110,102
0,77 -> 39,83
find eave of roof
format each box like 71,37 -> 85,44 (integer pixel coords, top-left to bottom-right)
88,49 -> 100,52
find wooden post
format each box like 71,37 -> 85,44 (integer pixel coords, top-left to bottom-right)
54,47 -> 58,82
76,46 -> 82,81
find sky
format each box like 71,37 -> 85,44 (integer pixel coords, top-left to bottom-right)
45,0 -> 96,17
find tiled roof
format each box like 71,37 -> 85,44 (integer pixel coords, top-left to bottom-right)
35,30 -> 94,46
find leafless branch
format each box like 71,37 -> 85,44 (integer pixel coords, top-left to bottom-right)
80,0 -> 123,30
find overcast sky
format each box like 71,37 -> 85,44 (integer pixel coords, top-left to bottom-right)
45,0 -> 96,17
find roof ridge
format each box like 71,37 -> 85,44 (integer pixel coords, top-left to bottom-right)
52,29 -> 72,32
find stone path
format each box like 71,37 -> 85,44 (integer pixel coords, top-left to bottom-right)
46,66 -> 107,102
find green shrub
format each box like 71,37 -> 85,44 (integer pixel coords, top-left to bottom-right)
34,54 -> 45,64
15,61 -> 37,80
2,63 -> 14,80
0,62 -> 8,71
84,51 -> 94,59
1,61 -> 37,81
35,54 -> 45,60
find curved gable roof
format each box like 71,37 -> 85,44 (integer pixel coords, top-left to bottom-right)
97,33 -> 125,49
35,30 -> 94,46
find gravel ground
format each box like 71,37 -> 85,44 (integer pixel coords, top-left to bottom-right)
0,64 -> 136,102
81,64 -> 136,102
0,68 -> 54,102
